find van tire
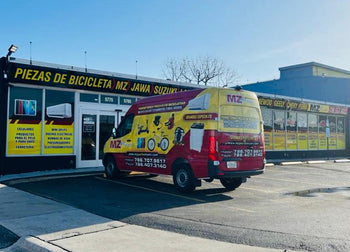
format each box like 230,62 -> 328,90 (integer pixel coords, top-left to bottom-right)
105,156 -> 120,179
220,178 -> 243,191
173,166 -> 195,193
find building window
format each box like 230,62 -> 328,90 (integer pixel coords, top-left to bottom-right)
328,116 -> 337,149
297,113 -> 308,150
337,117 -> 345,149
308,114 -> 318,150
44,90 -> 75,154
318,115 -> 327,150
286,111 -> 297,150
80,93 -> 99,103
273,110 -> 285,150
261,107 -> 273,150
7,86 -> 43,155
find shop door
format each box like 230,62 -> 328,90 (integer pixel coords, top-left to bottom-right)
78,109 -> 120,168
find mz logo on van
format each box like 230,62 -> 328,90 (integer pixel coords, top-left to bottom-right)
227,94 -> 242,104
110,140 -> 122,149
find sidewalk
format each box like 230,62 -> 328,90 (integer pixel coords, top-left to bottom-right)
0,168 -> 295,252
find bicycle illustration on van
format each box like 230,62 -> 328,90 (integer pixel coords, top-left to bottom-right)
147,115 -> 170,151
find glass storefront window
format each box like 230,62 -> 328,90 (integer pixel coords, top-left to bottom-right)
273,110 -> 285,150
286,111 -> 297,150
44,90 -> 75,154
80,93 -> 99,103
297,113 -> 308,150
99,115 -> 115,159
328,116 -> 337,149
308,114 -> 318,150
261,107 -> 273,150
7,87 -> 43,155
318,115 -> 327,149
337,117 -> 345,149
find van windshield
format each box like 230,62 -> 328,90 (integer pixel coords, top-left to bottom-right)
219,105 -> 262,134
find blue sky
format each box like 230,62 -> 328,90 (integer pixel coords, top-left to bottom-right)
2,0 -> 350,84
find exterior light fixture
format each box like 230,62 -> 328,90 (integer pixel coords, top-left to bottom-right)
6,44 -> 18,58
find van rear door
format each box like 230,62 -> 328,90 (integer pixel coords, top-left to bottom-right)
217,90 -> 264,172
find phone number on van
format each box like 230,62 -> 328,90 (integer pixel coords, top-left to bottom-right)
134,157 -> 167,169
233,149 -> 263,157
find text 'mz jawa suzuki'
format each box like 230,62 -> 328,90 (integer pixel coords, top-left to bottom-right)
103,86 -> 265,193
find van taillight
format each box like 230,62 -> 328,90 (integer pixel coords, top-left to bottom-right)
208,136 -> 218,161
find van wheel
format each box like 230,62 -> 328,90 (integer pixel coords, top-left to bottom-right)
105,157 -> 120,179
173,167 -> 195,193
220,178 -> 243,191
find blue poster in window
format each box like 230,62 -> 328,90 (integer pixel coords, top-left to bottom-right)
15,99 -> 37,116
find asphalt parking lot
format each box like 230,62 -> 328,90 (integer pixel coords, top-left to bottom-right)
4,161 -> 350,252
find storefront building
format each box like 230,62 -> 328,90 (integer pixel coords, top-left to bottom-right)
245,62 -> 350,161
1,57 -> 349,175
257,94 -> 348,161
0,57 -> 197,175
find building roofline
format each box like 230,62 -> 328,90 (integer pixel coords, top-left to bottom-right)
279,61 -> 350,75
254,91 -> 350,107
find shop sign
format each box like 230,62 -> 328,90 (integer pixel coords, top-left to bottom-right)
308,104 -> 329,113
259,96 -> 348,115
7,120 -> 41,155
329,106 -> 348,115
6,63 -> 194,97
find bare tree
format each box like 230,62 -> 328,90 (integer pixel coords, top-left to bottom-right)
162,55 -> 239,87
216,67 -> 240,87
162,58 -> 183,82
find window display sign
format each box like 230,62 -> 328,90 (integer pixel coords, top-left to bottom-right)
7,87 -> 42,155
261,107 -> 273,150
7,120 -> 41,155
318,115 -> 327,150
15,99 -> 36,116
308,114 -> 318,150
259,96 -> 347,152
328,116 -> 337,150
44,91 -> 74,154
286,111 -> 297,150
337,117 -> 345,149
297,113 -> 308,150
273,111 -> 286,150
44,122 -> 74,154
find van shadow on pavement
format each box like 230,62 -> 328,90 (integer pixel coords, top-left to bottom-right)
0,225 -> 19,249
4,174 -> 233,221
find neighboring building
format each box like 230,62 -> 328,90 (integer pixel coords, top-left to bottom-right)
0,57 -> 198,175
244,62 -> 350,161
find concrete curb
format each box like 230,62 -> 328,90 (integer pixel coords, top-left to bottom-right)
5,236 -> 65,252
0,167 -> 104,183
280,161 -> 304,166
334,159 -> 350,163
306,160 -> 326,164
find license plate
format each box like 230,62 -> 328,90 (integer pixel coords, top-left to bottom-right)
227,161 -> 237,169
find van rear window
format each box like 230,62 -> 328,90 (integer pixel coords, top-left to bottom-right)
219,105 -> 261,133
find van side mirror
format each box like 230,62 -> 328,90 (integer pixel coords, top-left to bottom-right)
112,128 -> 117,139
